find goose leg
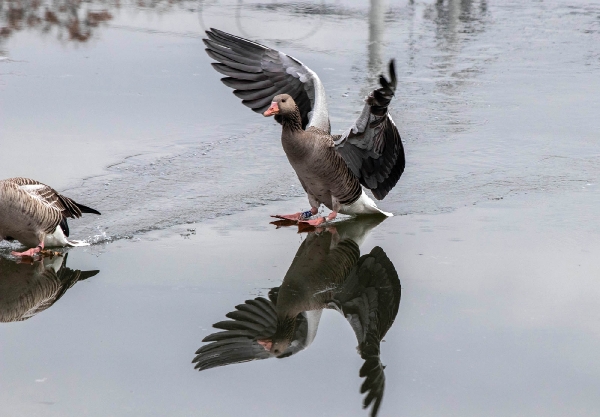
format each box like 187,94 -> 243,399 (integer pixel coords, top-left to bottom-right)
299,197 -> 340,226
12,241 -> 44,257
271,207 -> 318,222
300,211 -> 337,226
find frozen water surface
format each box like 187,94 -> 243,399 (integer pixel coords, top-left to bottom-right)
1,0 -> 600,416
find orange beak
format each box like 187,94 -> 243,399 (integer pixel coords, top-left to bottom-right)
263,102 -> 279,117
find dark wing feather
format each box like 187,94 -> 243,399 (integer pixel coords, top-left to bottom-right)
334,60 -> 405,200
204,28 -> 330,132
359,341 -> 386,417
74,203 -> 101,215
10,178 -> 78,217
193,297 -> 278,371
330,246 -> 401,417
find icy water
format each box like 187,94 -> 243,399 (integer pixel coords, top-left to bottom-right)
1,0 -> 600,416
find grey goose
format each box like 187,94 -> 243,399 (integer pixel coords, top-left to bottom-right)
193,218 -> 400,417
204,29 -> 405,226
0,254 -> 99,322
0,177 -> 100,257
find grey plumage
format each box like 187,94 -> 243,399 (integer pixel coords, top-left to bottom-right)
0,177 -> 100,248
204,29 -> 405,213
0,254 -> 99,322
334,61 -> 405,200
281,122 -> 363,208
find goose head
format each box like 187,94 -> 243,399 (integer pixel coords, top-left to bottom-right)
257,315 -> 297,357
263,94 -> 297,118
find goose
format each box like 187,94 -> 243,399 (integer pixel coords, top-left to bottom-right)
0,177 -> 101,257
193,218 -> 400,417
204,29 -> 405,226
0,254 -> 99,322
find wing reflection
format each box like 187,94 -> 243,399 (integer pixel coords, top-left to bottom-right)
0,254 -> 99,322
194,218 -> 400,417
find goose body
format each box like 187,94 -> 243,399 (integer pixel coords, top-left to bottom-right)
0,177 -> 100,255
281,127 -> 391,217
204,29 -> 404,225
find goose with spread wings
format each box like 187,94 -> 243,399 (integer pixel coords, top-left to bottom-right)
204,29 -> 405,226
0,177 -> 100,257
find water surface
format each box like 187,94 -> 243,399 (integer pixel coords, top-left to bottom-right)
1,0 -> 600,416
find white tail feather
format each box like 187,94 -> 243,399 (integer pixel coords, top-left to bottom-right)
44,226 -> 89,247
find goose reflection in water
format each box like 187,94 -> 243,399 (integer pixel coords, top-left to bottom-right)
193,218 -> 400,417
0,254 -> 99,323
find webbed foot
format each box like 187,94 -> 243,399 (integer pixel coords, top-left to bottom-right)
271,212 -> 304,222
11,244 -> 43,257
299,217 -> 326,227
271,207 -> 318,222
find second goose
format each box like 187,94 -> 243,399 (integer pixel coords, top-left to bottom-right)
0,177 -> 100,257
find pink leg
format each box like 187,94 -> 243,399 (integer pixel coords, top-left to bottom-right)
271,207 -> 318,222
12,241 -> 44,257
299,211 -> 337,227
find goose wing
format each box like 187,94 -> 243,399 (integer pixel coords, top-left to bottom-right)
193,297 -> 279,371
9,177 -> 100,220
203,28 -> 330,132
334,60 -> 405,200
193,294 -> 319,371
7,177 -> 100,236
330,246 -> 401,417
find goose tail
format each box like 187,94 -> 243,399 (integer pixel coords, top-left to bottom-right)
374,207 -> 393,217
340,190 -> 394,217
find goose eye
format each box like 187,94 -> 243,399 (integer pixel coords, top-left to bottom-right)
282,99 -> 286,103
